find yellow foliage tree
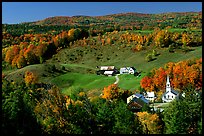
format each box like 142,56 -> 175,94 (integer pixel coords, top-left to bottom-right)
137,111 -> 162,134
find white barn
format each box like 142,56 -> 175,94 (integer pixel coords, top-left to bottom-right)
162,75 -> 179,103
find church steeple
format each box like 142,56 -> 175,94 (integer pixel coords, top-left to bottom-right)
166,75 -> 171,92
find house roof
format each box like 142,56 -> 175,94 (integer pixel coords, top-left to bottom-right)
128,100 -> 143,109
134,93 -> 149,104
120,67 -> 136,71
100,66 -> 115,70
130,67 -> 136,71
104,71 -> 114,74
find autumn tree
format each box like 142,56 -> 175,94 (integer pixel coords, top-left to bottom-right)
181,32 -> 191,47
35,43 -> 48,63
137,111 -> 162,134
24,71 -> 38,86
16,53 -> 27,68
23,45 -> 38,65
141,58 -> 202,92
11,54 -> 19,68
101,84 -> 120,100
140,76 -> 155,91
5,45 -> 21,67
153,67 -> 167,90
154,29 -> 171,48
34,86 -> 80,134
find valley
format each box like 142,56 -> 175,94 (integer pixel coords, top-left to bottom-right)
2,7 -> 202,135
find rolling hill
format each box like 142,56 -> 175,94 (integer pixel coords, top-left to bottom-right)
24,12 -> 201,26
2,11 -> 202,97
4,43 -> 201,96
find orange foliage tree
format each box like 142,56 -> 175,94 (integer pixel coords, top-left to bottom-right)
101,84 -> 120,100
140,76 -> 155,91
140,58 -> 202,92
24,71 -> 38,86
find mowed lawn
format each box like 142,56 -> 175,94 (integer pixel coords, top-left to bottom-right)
118,74 -> 144,91
50,72 -> 115,94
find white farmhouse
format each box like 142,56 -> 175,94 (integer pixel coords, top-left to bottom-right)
162,75 -> 179,103
120,67 -> 136,74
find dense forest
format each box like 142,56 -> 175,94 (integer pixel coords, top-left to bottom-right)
2,12 -> 202,134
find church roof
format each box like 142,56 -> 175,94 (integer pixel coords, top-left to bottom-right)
162,89 -> 179,97
171,89 -> 179,95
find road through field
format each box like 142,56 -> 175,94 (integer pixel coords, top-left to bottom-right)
114,74 -> 120,84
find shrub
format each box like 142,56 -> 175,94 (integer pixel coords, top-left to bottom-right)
168,45 -> 175,53
145,54 -> 153,62
152,49 -> 159,56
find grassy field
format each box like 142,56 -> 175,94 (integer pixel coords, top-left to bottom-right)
50,45 -> 202,94
50,72 -> 115,94
118,74 -> 144,91
4,45 -> 201,96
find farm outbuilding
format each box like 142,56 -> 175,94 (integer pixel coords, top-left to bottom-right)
96,66 -> 119,76
144,91 -> 156,102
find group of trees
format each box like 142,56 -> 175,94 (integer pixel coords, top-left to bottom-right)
2,75 -> 143,134
3,12 -> 201,36
140,58 -> 202,97
3,74 -> 201,134
2,28 -> 89,69
2,20 -> 202,70
163,85 -> 202,134
64,28 -> 202,54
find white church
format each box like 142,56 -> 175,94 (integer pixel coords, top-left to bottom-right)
162,75 -> 179,103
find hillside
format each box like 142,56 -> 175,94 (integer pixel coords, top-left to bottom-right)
4,44 -> 201,95
25,12 -> 201,27
2,11 -> 202,95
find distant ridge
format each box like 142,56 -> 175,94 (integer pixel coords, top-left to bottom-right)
19,11 -> 201,26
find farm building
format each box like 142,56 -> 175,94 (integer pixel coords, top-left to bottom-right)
120,67 -> 136,74
162,75 -> 179,103
96,66 -> 119,76
144,91 -> 156,102
99,66 -> 115,70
